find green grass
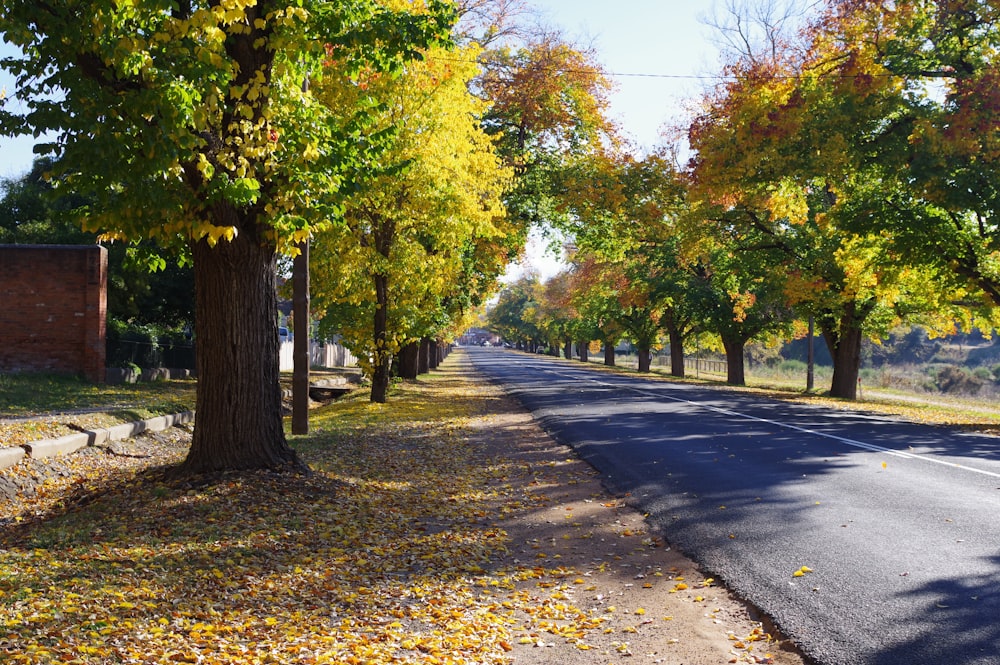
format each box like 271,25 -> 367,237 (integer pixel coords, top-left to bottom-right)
0,372 -> 196,418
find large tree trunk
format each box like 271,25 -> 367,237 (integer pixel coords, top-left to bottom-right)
371,273 -> 391,403
563,339 -> 572,360
637,346 -> 652,372
398,341 -> 420,379
180,231 -> 302,475
604,340 -> 616,366
577,340 -> 589,363
668,328 -> 685,377
722,336 -> 746,386
826,325 -> 863,399
429,340 -> 440,369
419,337 -> 431,374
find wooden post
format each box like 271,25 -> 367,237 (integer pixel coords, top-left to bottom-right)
292,241 -> 310,435
806,316 -> 815,393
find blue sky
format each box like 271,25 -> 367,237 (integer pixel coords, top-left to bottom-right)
1,2 -> 721,179
534,0 -> 721,150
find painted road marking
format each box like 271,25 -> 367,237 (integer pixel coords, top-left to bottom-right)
532,365 -> 1000,482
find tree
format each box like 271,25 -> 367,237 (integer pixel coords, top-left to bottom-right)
487,276 -> 544,349
684,245 -> 793,385
0,0 -> 453,473
476,29 -> 615,261
535,269 -> 579,357
827,1 -> 1000,309
687,1 -> 982,398
309,42 -> 509,403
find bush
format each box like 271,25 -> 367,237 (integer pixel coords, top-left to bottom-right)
934,366 -> 984,395
973,367 -> 993,381
106,321 -> 194,369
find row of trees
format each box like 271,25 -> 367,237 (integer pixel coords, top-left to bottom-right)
0,0 -> 613,473
489,0 -> 1000,400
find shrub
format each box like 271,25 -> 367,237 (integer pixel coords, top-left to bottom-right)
935,366 -> 984,395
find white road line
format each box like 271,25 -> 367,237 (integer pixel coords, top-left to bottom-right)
539,366 -> 1000,481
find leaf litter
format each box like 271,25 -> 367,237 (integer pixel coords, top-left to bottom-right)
0,352 -> 804,664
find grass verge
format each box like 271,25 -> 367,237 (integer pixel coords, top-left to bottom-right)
0,373 -> 196,448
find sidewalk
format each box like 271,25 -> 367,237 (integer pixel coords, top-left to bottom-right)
0,350 -> 805,664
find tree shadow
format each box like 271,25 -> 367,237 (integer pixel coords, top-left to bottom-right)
466,347 -> 1000,664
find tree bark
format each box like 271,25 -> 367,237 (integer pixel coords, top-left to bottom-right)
371,273 -> 391,403
429,340 -> 440,369
419,337 -> 431,374
604,340 -> 616,366
668,328 -> 685,377
637,346 -> 652,372
722,336 -> 746,385
180,229 -> 302,475
398,341 -> 420,379
826,325 -> 863,399
577,340 -> 589,363
563,339 -> 572,360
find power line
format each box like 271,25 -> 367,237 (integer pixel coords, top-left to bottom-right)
430,53 -> 913,83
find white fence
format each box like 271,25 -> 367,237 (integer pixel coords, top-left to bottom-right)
279,341 -> 358,372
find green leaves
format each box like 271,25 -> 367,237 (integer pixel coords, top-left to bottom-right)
207,174 -> 260,207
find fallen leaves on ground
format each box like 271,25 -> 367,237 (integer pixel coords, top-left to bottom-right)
0,356 -> 797,665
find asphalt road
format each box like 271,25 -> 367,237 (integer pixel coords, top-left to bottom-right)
466,347 -> 1000,665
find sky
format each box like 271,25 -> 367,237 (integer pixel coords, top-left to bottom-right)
506,0 -> 725,279
532,0 -> 721,150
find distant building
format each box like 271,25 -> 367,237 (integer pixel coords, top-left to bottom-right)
459,328 -> 500,346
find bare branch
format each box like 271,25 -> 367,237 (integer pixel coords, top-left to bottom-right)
453,0 -> 535,47
701,0 -> 819,68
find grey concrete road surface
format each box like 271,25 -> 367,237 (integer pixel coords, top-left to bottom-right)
467,347 -> 1000,665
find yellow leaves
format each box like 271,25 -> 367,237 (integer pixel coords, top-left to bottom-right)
792,566 -> 814,578
197,224 -> 238,247
764,180 -> 809,225
1,363 -> 712,665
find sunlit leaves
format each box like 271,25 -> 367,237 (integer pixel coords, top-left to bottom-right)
3,364 -> 720,664
0,0 -> 455,252
310,41 -> 511,397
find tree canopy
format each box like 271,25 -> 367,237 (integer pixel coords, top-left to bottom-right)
0,0 -> 454,473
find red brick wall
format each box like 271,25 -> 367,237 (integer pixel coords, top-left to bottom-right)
0,245 -> 107,383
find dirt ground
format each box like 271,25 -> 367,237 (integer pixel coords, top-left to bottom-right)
454,352 -> 807,665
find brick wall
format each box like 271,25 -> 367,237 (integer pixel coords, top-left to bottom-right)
0,245 -> 108,383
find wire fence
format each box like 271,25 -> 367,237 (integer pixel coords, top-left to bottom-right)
106,338 -> 196,370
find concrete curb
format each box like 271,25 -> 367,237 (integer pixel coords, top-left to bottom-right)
0,445 -> 26,469
1,411 -> 195,469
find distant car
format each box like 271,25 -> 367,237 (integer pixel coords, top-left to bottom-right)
279,326 -> 291,343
